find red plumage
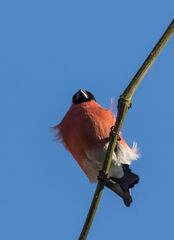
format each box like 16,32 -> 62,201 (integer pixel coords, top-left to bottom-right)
54,90 -> 139,206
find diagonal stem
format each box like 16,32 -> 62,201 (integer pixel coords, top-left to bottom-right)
122,18 -> 174,100
79,19 -> 174,240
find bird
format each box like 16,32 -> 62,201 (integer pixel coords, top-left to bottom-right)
54,89 -> 140,206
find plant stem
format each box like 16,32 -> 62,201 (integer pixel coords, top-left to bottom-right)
122,19 -> 174,100
79,19 -> 174,240
79,182 -> 104,240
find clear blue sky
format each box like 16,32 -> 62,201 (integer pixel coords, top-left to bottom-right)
0,1 -> 174,239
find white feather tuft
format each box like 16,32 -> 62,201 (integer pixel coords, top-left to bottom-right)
85,141 -> 140,181
116,141 -> 140,165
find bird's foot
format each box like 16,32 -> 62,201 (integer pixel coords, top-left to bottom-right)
97,171 -> 111,185
110,126 -> 121,140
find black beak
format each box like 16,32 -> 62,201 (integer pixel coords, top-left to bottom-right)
76,89 -> 89,101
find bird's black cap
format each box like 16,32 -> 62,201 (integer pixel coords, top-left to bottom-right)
72,89 -> 96,104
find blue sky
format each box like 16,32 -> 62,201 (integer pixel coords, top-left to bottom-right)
0,0 -> 174,239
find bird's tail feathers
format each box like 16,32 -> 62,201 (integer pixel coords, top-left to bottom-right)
111,164 -> 139,192
105,180 -> 132,207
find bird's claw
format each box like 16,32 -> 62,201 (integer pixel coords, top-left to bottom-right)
110,126 -> 121,141
97,171 -> 111,184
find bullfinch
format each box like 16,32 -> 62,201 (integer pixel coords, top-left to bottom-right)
54,89 -> 139,206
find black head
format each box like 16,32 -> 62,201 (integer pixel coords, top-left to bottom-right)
72,89 -> 96,104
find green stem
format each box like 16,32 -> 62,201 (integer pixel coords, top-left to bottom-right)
79,182 -> 104,240
79,19 -> 174,240
122,19 -> 174,100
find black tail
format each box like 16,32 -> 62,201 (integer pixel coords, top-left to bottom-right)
111,164 -> 139,192
100,164 -> 139,207
105,179 -> 133,207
